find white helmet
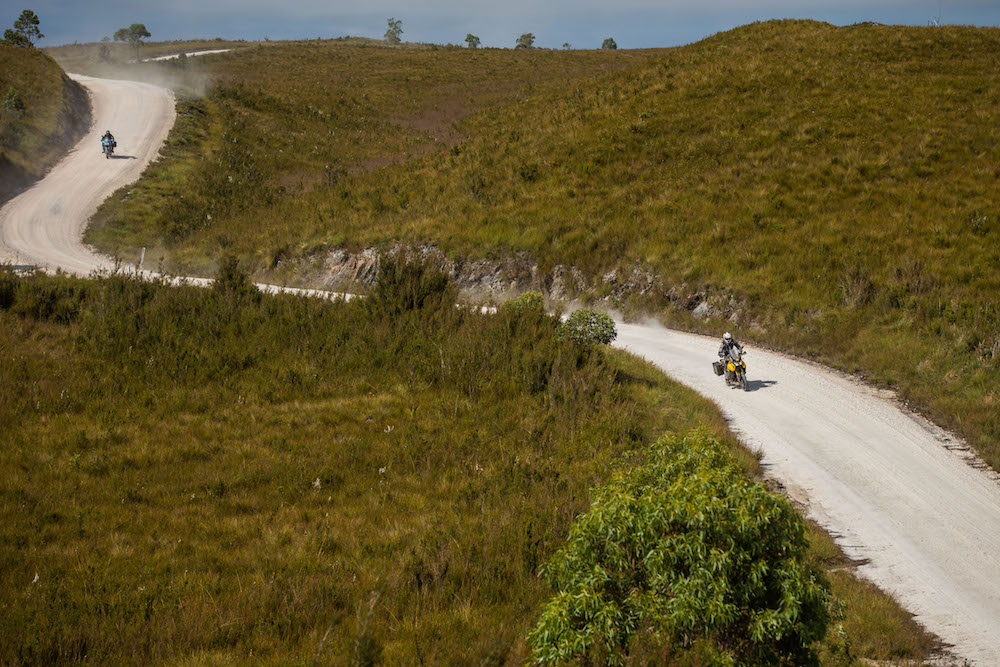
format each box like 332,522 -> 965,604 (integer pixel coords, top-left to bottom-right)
723,332 -> 732,341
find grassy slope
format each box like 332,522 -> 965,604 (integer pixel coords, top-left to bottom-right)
86,21 -> 1000,471
0,271 -> 932,663
0,45 -> 89,203
83,40 -> 649,265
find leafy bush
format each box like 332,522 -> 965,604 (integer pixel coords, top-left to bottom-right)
529,431 -> 831,665
560,308 -> 617,346
2,87 -> 25,119
501,290 -> 544,314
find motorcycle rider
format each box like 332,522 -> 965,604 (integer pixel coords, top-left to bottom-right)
718,332 -> 745,382
101,130 -> 116,152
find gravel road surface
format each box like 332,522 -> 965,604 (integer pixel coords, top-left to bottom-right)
614,322 -> 1000,664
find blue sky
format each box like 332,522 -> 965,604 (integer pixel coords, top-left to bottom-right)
8,0 -> 1000,49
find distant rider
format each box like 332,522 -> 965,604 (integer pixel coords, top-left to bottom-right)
101,130 -> 116,150
718,331 -> 744,362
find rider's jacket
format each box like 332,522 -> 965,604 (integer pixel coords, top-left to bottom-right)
718,339 -> 744,359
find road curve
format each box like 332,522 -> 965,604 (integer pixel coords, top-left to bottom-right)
614,322 -> 1000,664
0,75 -> 175,272
2,74 -> 999,663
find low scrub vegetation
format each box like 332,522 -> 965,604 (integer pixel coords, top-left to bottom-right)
0,265 -> 932,663
85,20 -> 1000,472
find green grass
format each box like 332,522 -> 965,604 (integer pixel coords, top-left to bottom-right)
83,39 -> 649,269
804,522 -> 937,663
0,268 -> 932,663
83,20 -> 1000,472
0,44 -> 89,202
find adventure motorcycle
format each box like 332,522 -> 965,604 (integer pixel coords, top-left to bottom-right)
713,348 -> 749,391
101,136 -> 115,158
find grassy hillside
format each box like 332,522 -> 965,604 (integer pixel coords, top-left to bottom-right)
86,21 -> 1000,470
0,268 -> 932,663
0,44 -> 89,204
84,39 -> 648,261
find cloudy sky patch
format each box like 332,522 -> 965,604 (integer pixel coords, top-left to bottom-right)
11,0 -> 999,48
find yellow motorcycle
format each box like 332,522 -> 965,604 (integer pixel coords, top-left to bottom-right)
714,348 -> 749,391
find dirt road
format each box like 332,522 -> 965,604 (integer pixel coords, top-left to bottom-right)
1,74 -> 998,663
0,74 -> 175,272
614,322 -> 1000,663
143,49 -> 231,62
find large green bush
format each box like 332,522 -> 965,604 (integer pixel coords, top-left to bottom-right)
560,308 -> 617,346
529,431 -> 830,665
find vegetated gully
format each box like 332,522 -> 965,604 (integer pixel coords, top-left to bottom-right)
1,73 -> 999,664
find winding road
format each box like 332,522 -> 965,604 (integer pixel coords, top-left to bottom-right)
2,73 -> 999,664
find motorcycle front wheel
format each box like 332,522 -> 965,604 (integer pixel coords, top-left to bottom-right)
739,373 -> 749,391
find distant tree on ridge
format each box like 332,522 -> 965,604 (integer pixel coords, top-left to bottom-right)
601,37 -> 617,49
385,17 -> 403,44
465,33 -> 480,48
3,9 -> 43,47
114,23 -> 150,61
515,33 -> 535,49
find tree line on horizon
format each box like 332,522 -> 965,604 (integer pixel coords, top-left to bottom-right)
4,9 -> 617,52
385,16 -> 618,50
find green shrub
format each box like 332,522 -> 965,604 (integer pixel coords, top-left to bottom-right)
213,255 -> 260,302
10,275 -> 90,323
560,308 -> 617,346
501,290 -> 545,314
0,272 -> 19,309
529,431 -> 831,665
2,87 -> 24,114
367,255 -> 453,317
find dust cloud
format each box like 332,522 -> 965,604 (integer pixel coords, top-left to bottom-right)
48,44 -> 219,98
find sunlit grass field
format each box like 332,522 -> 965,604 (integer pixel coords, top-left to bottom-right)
0,268 -> 933,663
82,20 -> 1000,472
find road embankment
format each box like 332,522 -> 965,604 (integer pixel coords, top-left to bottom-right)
0,45 -> 91,205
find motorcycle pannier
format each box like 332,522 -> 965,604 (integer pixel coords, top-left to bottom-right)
712,361 -> 724,376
